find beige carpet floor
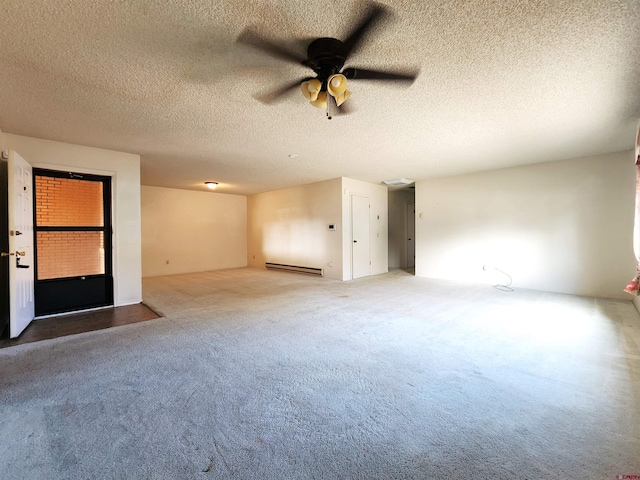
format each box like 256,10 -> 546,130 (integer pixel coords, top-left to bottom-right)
1,267 -> 639,479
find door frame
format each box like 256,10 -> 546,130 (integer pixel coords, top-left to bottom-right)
32,168 -> 114,316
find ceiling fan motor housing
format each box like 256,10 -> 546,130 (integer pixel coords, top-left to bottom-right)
306,38 -> 347,86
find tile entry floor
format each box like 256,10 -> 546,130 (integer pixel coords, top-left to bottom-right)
0,303 -> 161,349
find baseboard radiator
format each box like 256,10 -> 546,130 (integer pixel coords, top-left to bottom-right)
265,262 -> 323,277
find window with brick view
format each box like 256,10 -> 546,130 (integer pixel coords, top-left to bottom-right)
34,176 -> 105,280
35,177 -> 103,226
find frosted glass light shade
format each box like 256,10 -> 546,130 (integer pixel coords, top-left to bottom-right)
301,79 -> 322,101
333,90 -> 351,107
327,74 -> 348,97
310,91 -> 327,109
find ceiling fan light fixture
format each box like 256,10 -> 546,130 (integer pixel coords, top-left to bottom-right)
301,79 -> 322,101
310,90 -> 327,109
327,74 -> 348,97
334,89 -> 351,107
237,3 -> 419,117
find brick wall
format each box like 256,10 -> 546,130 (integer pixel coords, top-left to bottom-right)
35,176 -> 105,280
35,176 -> 103,226
36,232 -> 104,280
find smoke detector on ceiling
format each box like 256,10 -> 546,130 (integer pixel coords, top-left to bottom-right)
382,178 -> 414,186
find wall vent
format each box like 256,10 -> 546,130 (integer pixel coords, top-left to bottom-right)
265,262 -> 323,276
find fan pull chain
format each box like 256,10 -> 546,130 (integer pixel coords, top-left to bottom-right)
326,93 -> 335,120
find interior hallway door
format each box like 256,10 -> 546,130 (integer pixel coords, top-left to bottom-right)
351,194 -> 370,279
407,202 -> 415,268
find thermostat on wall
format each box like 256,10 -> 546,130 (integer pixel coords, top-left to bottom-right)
328,224 -> 337,231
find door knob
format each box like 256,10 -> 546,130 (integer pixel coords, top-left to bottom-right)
16,251 -> 26,256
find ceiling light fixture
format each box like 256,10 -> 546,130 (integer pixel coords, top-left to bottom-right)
288,154 -> 298,158
301,74 -> 351,113
382,178 -> 414,186
237,4 -> 419,121
204,182 -> 218,190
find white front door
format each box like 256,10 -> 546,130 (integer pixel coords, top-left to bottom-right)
8,151 -> 34,338
406,202 -> 415,269
351,194 -> 370,279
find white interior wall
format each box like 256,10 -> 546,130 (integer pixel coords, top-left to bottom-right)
141,186 -> 247,277
388,189 -> 415,269
415,151 -> 636,300
3,134 -> 142,306
247,178 -> 343,280
342,178 -> 389,280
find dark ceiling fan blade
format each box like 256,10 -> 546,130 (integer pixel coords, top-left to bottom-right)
237,29 -> 308,66
255,77 -> 312,104
342,3 -> 389,60
342,67 -> 418,82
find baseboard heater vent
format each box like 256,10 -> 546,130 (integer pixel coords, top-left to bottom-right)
265,262 -> 323,276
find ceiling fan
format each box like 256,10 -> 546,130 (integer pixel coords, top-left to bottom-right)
236,2 -> 419,119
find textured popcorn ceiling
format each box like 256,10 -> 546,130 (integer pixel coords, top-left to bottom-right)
1,0 -> 639,195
